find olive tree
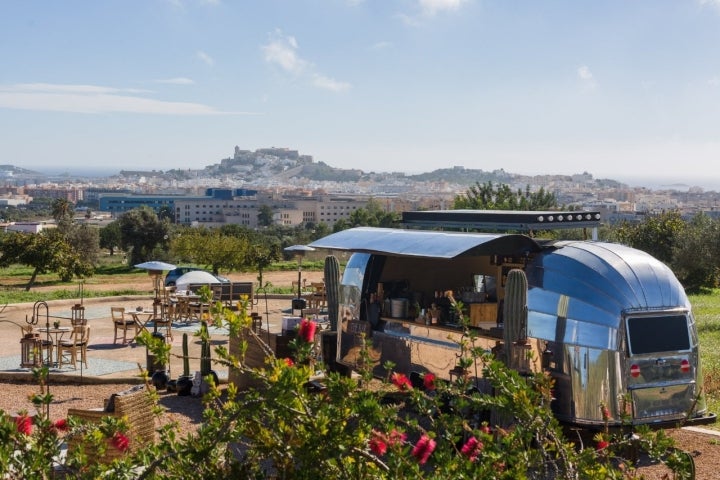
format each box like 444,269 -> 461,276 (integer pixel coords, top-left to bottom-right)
0,230 -> 92,289
117,206 -> 171,266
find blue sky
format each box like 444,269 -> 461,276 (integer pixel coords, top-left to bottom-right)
2,0 -> 720,187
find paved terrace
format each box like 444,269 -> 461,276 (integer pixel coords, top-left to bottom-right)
0,294 -> 300,384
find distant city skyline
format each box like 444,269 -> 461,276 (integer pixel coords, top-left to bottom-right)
2,1 -> 720,188
22,161 -> 720,193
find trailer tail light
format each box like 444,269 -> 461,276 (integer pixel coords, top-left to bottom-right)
680,359 -> 690,373
630,364 -> 641,378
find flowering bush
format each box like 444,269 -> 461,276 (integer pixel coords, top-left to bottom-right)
0,299 -> 696,479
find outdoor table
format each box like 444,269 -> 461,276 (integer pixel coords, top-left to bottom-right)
130,310 -> 155,336
38,326 -> 71,366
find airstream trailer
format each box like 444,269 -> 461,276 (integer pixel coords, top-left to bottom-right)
309,211 -> 715,428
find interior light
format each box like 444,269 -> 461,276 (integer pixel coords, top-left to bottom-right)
557,215 -> 564,221
537,216 -> 544,222
548,215 -> 554,221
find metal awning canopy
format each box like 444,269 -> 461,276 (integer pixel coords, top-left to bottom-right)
308,227 -> 541,259
402,209 -> 602,231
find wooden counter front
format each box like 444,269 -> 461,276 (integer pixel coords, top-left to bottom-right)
469,302 -> 497,326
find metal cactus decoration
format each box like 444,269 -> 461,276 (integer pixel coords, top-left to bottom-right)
324,255 -> 341,331
503,268 -> 529,364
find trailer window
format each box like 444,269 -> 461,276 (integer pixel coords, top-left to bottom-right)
626,315 -> 690,355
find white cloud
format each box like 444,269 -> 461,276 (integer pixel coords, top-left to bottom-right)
262,31 -> 307,75
0,83 -> 247,115
371,41 -> 392,50
577,65 -> 597,90
699,0 -> 720,10
418,0 -> 468,16
262,30 -> 351,92
155,77 -> 195,85
311,74 -> 351,92
196,50 -> 215,66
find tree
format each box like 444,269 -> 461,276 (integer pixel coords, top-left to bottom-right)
0,230 -> 92,290
671,213 -> 720,292
117,206 -> 171,266
99,221 -> 122,255
66,224 -> 101,266
615,210 -> 685,264
157,205 -> 175,223
453,181 -> 558,211
333,199 -> 400,232
51,198 -> 73,226
171,227 -> 248,275
258,204 -> 275,227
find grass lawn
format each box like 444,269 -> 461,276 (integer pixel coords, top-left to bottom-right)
688,291 -> 720,424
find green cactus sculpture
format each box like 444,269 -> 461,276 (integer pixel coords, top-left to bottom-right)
503,268 -> 529,360
324,255 -> 341,331
200,322 -> 211,377
182,333 -> 190,377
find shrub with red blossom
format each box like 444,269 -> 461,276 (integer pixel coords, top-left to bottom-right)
411,434 -> 436,465
111,431 -> 131,453
391,372 -> 413,391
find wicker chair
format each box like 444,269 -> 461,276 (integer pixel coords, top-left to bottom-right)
67,385 -> 155,462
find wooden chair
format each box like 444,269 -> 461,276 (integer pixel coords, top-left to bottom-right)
58,325 -> 90,369
307,282 -> 327,310
67,385 -> 155,462
111,307 -> 138,344
162,287 -> 178,321
151,315 -> 173,342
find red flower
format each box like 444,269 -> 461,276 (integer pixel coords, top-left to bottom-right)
369,430 -> 388,456
298,319 -> 317,343
388,429 -> 407,447
51,418 -> 69,432
111,432 -> 130,452
283,357 -> 295,367
391,372 -> 413,391
596,440 -> 610,451
411,434 -> 436,465
15,414 -> 32,435
423,372 -> 436,391
460,436 -> 483,462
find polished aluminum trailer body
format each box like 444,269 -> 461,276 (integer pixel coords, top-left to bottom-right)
310,227 -> 713,427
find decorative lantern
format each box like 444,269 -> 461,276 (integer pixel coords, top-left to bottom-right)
71,303 -> 86,326
20,334 -> 42,368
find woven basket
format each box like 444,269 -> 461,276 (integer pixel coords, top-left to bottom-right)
67,386 -> 155,463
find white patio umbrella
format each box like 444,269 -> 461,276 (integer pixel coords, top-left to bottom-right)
134,261 -> 177,272
175,270 -> 222,293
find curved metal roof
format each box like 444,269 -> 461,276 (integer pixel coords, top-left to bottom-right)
308,227 -> 542,259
